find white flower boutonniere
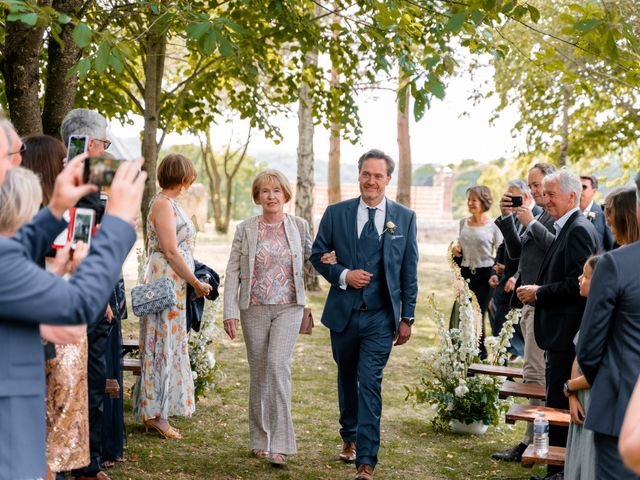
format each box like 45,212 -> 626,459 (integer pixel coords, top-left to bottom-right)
586,211 -> 596,222
382,221 -> 396,236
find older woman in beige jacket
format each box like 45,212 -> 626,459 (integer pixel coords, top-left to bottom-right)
223,169 -> 319,466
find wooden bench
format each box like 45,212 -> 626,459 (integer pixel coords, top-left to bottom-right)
121,338 -> 139,355
521,445 -> 565,466
506,404 -> 570,427
122,358 -> 141,375
468,363 -> 523,379
499,381 -> 546,401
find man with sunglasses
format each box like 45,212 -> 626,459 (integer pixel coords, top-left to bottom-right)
60,109 -> 114,480
580,174 -> 614,252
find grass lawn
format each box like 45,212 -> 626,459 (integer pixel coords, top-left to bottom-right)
112,240 -> 546,479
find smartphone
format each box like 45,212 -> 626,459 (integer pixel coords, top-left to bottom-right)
66,135 -> 89,163
84,156 -> 124,187
510,195 -> 523,207
71,208 -> 95,249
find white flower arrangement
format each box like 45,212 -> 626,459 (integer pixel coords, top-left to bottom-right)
188,298 -> 224,401
586,211 -> 597,221
405,243 -> 516,431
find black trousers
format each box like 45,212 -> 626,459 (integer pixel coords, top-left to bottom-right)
73,317 -> 111,477
460,266 -> 492,356
545,348 -> 575,474
594,432 -> 640,480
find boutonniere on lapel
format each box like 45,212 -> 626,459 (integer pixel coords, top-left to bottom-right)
586,211 -> 596,222
381,221 -> 396,237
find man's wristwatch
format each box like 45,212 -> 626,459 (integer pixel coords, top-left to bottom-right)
401,317 -> 415,326
563,380 -> 574,396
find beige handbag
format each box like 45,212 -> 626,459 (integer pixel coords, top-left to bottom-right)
299,307 -> 314,335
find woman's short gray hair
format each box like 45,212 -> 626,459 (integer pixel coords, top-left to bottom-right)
507,179 -> 531,197
543,167 -> 582,204
60,108 -> 108,145
0,167 -> 43,233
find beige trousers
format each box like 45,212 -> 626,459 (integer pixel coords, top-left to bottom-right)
241,304 -> 303,455
519,304 -> 547,445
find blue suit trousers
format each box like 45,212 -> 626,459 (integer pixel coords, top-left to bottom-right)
330,308 -> 394,469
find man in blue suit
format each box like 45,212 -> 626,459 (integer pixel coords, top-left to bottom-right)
580,174 -> 615,252
311,149 -> 418,480
0,117 -> 146,480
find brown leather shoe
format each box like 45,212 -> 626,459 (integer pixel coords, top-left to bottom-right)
339,441 -> 356,463
355,464 -> 374,480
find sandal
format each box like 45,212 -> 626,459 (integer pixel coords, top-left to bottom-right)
252,449 -> 269,458
269,453 -> 287,466
143,419 -> 182,440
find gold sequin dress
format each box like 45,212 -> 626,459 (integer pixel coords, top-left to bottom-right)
45,333 -> 90,472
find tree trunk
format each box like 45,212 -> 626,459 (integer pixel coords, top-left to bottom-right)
1,3 -> 51,135
297,47 -> 319,290
140,23 -> 166,241
558,85 -> 571,166
200,130 -> 224,233
327,7 -> 341,205
42,0 -> 84,138
396,73 -> 412,207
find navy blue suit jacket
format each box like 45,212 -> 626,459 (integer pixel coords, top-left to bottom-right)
0,207 -> 136,480
534,211 -> 598,351
577,242 -> 640,437
310,197 -> 418,333
588,202 -> 615,252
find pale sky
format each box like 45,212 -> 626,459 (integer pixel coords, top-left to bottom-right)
111,62 -> 524,166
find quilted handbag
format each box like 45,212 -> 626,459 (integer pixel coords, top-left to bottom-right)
131,278 -> 177,317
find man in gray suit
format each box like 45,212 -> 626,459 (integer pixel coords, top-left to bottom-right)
0,117 -> 146,480
491,163 -> 556,463
576,172 -> 640,479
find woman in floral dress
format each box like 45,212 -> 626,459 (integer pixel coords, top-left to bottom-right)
133,154 -> 211,439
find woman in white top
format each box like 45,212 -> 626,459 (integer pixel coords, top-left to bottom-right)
452,185 -> 503,343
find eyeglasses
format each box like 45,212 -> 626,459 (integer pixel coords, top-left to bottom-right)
7,143 -> 26,156
93,138 -> 111,150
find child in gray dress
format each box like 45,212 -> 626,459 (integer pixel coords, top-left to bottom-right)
564,255 -> 600,480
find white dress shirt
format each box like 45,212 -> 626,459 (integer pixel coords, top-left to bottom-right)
554,207 -> 580,234
338,197 -> 387,289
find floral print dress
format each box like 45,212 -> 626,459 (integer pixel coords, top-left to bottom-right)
134,194 -> 195,421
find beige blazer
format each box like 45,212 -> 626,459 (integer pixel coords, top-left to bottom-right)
223,214 -> 315,320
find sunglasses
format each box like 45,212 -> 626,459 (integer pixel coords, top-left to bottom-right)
93,138 -> 112,150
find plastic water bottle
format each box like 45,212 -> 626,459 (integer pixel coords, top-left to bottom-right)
533,412 -> 549,456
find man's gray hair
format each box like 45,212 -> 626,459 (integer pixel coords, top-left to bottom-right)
543,167 -> 582,205
60,108 -> 108,145
357,149 -> 395,176
507,179 -> 531,197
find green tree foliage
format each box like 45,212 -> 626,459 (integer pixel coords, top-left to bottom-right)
483,0 -> 640,170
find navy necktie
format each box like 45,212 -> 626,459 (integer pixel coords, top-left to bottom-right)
358,207 -> 379,258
